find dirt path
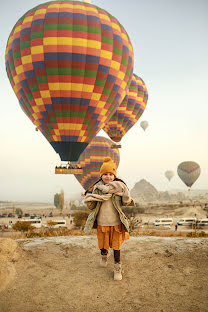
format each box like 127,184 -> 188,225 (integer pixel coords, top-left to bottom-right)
0,236 -> 208,312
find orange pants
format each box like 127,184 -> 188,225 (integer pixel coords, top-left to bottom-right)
97,224 -> 130,250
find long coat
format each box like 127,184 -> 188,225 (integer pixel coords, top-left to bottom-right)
84,188 -> 130,234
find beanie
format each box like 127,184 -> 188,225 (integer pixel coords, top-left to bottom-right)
100,157 -> 117,177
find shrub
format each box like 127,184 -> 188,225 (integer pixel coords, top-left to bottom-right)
73,211 -> 89,229
12,221 -> 34,232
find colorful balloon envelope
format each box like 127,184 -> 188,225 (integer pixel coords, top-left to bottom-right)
74,136 -> 120,190
5,1 -> 134,161
103,74 -> 148,142
177,161 -> 201,188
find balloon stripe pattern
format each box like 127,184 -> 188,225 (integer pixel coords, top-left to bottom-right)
75,136 -> 120,190
103,73 -> 148,142
5,1 -> 134,160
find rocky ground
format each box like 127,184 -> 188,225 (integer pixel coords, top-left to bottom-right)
0,236 -> 208,312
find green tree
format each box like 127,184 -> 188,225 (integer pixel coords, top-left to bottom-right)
54,193 -> 60,209
59,189 -> 64,212
15,208 -> 23,216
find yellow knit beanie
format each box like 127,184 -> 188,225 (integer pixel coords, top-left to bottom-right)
100,157 -> 117,177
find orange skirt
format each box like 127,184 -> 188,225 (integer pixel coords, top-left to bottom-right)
97,224 -> 130,251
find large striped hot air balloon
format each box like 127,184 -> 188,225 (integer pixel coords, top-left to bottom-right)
103,74 -> 148,142
177,161 -> 201,188
5,1 -> 134,161
74,136 -> 120,190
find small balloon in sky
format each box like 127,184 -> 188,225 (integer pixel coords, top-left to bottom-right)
140,121 -> 149,131
165,170 -> 174,181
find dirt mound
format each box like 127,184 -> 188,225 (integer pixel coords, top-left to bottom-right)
0,236 -> 208,312
0,238 -> 19,292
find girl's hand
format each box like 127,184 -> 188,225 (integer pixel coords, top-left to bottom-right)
96,184 -> 110,193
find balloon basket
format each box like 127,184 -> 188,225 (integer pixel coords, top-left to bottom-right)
55,167 -> 83,175
111,144 -> 121,149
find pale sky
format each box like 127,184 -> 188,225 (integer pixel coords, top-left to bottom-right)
0,0 -> 208,202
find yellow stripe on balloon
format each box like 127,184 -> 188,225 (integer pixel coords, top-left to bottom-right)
120,81 -> 126,90
32,106 -> 40,113
99,14 -> 110,22
13,25 -> 21,34
52,135 -> 58,141
13,75 -> 19,84
100,50 -> 112,60
80,136 -> 87,142
34,9 -> 47,15
97,101 -> 105,108
112,22 -> 120,31
15,65 -> 24,75
100,109 -> 107,116
48,82 -> 94,92
23,16 -> 33,24
35,98 -> 44,106
31,46 -> 44,55
110,60 -> 120,70
91,93 -> 101,101
40,90 -> 51,98
57,123 -> 82,130
21,55 -> 32,65
117,71 -> 125,80
54,129 -> 60,136
43,37 -> 101,49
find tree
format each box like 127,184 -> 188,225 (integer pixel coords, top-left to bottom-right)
54,193 -> 60,209
59,189 -> 64,212
15,208 -> 23,216
54,190 -> 64,213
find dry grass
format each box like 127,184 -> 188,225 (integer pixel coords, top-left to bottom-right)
131,229 -> 208,237
2,227 -> 208,239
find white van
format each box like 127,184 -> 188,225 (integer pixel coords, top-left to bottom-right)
177,218 -> 197,226
198,219 -> 208,227
153,218 -> 173,228
20,219 -> 42,228
50,220 -> 67,228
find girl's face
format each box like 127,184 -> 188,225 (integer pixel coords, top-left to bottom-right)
101,172 -> 115,184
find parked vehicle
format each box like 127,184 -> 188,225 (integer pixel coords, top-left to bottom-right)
197,219 -> 208,226
8,213 -> 15,217
20,219 -> 42,228
50,220 -> 67,228
177,218 -> 197,226
153,218 -> 173,228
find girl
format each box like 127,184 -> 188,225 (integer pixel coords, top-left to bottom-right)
84,157 -> 133,281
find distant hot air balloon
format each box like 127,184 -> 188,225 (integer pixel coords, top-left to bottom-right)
165,170 -> 174,181
140,120 -> 149,131
74,136 -> 120,190
5,1 -> 134,161
177,161 -> 201,188
103,74 -> 148,142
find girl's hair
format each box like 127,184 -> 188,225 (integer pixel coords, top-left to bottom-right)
84,177 -> 128,195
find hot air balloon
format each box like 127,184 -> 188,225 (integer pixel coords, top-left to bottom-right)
5,1 -> 134,161
74,136 -> 120,190
165,170 -> 174,181
103,74 -> 148,142
177,161 -> 201,188
140,120 -> 148,131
